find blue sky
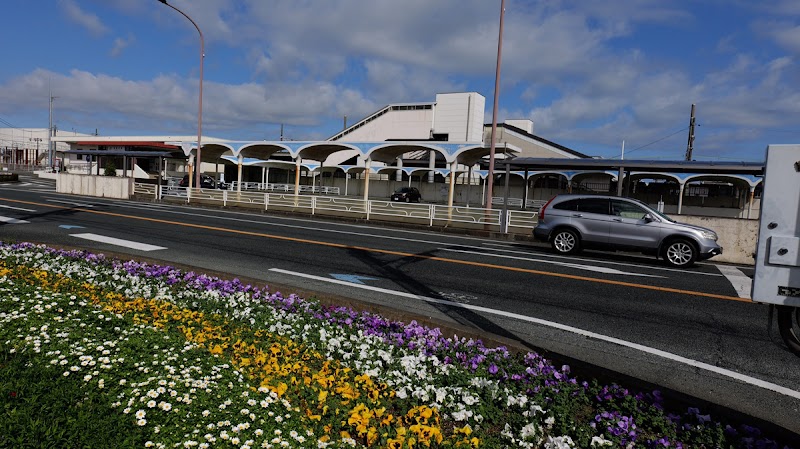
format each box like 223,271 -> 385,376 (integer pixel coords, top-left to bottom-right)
1,0 -> 799,162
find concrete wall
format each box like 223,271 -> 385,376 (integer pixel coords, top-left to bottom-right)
56,173 -> 131,198
677,216 -> 758,266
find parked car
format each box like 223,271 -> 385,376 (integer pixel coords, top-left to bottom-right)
391,186 -> 422,203
533,194 -> 722,267
178,174 -> 222,189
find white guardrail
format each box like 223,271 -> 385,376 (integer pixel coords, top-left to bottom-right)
134,183 -> 538,234
228,181 -> 341,195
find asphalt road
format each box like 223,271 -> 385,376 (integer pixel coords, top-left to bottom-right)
1,176 -> 798,442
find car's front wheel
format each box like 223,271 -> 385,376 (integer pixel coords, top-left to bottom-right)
551,228 -> 580,254
663,238 -> 697,267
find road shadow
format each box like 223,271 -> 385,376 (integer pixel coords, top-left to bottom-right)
343,245 -> 541,353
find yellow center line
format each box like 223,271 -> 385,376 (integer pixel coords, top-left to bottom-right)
2,196 -> 753,303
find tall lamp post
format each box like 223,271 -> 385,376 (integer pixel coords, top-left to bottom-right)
158,0 -> 204,190
486,0 -> 505,211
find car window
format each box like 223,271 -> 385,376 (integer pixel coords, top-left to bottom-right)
553,199 -> 580,211
611,200 -> 648,219
577,198 -> 609,214
553,198 -> 609,214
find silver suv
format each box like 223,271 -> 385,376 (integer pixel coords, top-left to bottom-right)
533,194 -> 722,267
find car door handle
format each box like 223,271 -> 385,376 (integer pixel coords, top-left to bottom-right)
613,218 -> 623,222
572,213 -> 583,217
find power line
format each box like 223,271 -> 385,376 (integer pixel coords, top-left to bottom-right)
0,116 -> 42,134
609,126 -> 689,159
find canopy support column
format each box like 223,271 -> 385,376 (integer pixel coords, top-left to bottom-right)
522,168 -> 529,209
396,157 -> 403,182
237,155 -> 243,193
363,158 -> 371,202
447,161 -> 456,209
428,151 -> 435,183
294,158 -> 301,204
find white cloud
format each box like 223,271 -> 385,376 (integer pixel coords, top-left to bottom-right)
2,0 -> 799,159
110,34 -> 135,57
58,0 -> 109,36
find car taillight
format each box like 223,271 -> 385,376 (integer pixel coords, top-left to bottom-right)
538,196 -> 556,220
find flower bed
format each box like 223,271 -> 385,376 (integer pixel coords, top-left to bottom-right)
0,242 -> 794,448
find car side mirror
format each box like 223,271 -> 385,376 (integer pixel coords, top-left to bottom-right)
643,213 -> 655,223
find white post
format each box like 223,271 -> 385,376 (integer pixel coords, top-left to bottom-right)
237,155 -> 243,193
396,156 -> 403,182
428,150 -> 435,183
363,158 -> 371,202
447,162 -> 456,208
294,158 -> 302,206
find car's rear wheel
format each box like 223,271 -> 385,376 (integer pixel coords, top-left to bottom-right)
551,228 -> 580,254
777,306 -> 800,357
663,238 -> 697,267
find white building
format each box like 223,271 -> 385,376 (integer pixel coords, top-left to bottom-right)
0,127 -> 76,166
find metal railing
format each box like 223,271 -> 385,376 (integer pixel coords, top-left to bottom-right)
491,196 -> 548,210
229,181 -> 340,195
134,183 -> 537,234
2,163 -> 42,173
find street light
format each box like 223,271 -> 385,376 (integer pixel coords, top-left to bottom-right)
486,0 -> 506,211
157,0 -> 204,191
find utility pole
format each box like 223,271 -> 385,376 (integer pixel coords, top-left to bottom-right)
685,103 -> 696,161
48,91 -> 58,171
486,0 -> 506,211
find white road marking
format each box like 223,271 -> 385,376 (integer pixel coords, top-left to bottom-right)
479,245 -> 724,277
0,204 -> 36,212
76,196 -> 722,278
717,265 -> 752,299
270,267 -> 800,400
46,199 -> 95,208
440,248 -> 665,277
69,233 -> 166,251
0,215 -> 29,224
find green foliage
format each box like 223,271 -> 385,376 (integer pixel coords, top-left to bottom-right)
103,161 -> 117,176
0,348 -> 145,449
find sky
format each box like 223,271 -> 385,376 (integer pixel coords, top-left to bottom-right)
1,0 -> 799,162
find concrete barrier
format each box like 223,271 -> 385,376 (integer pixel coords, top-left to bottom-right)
56,173 -> 131,199
677,216 -> 757,266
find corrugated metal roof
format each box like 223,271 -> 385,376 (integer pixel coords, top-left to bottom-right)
500,157 -> 765,175
63,149 -> 182,158
74,141 -> 180,149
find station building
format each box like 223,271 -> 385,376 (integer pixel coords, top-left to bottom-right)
45,91 -> 763,218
